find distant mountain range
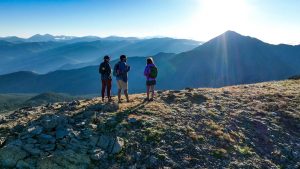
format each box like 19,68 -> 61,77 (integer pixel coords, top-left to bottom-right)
0,92 -> 80,113
0,31 -> 299,95
0,35 -> 201,74
0,34 -> 139,43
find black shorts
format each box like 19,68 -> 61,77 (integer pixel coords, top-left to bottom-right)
146,80 -> 156,86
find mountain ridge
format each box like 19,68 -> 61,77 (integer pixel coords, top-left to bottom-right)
0,30 -> 299,94
0,37 -> 199,74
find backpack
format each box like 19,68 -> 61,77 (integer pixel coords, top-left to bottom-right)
149,66 -> 158,78
113,62 -> 120,77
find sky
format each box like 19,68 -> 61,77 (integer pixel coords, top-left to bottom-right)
0,0 -> 299,44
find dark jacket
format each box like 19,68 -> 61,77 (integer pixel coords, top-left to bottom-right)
99,61 -> 112,80
115,61 -> 130,82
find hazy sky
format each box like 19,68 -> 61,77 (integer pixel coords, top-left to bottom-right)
0,0 -> 299,44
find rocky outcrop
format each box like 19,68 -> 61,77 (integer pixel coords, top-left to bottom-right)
0,80 -> 299,168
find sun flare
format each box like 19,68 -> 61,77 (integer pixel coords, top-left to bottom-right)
186,0 -> 253,41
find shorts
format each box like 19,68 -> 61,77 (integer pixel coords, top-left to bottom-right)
146,80 -> 156,86
117,80 -> 128,90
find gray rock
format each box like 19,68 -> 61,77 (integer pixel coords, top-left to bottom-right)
38,134 -> 56,144
26,138 -> 37,144
149,155 -> 158,166
40,144 -> 56,151
0,145 -> 28,168
23,144 -> 41,156
89,123 -> 97,129
8,139 -> 23,147
88,135 -> 99,148
103,103 -> 119,112
87,103 -> 119,112
37,149 -> 91,168
16,160 -> 33,169
41,115 -> 68,131
97,135 -> 112,150
87,104 -> 103,111
107,117 -> 117,126
0,115 -> 6,123
0,137 -> 6,146
55,128 -> 69,139
292,150 -> 299,159
82,111 -> 96,119
67,138 -> 88,153
90,149 -> 106,161
27,125 -> 43,136
11,124 -> 24,133
111,137 -> 124,154
134,151 -> 142,161
69,100 -> 80,106
128,117 -> 137,123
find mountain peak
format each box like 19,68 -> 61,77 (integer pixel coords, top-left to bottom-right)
30,34 -> 54,38
223,30 -> 242,36
199,30 -> 264,48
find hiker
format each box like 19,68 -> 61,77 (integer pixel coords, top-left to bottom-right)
144,57 -> 158,101
99,55 -> 112,102
113,55 -> 130,103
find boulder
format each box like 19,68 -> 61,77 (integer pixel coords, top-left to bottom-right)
16,160 -> 33,169
97,135 -> 112,150
23,144 -> 41,156
56,128 -> 70,139
37,150 -> 91,169
26,138 -> 38,144
90,149 -> 107,161
38,134 -> 56,144
87,103 -> 119,112
27,125 -> 44,136
0,145 -> 28,168
40,144 -> 56,151
41,115 -> 68,131
111,137 -> 124,154
0,137 -> 6,146
96,135 -> 124,154
128,117 -> 137,123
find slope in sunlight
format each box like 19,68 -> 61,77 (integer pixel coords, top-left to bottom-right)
0,79 -> 299,168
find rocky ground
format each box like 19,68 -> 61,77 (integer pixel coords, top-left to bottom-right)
0,80 -> 299,169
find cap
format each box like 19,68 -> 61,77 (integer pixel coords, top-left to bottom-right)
104,55 -> 110,60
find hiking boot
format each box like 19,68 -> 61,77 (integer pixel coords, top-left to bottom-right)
149,98 -> 154,102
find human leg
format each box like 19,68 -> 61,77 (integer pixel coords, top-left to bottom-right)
101,80 -> 107,101
107,79 -> 112,100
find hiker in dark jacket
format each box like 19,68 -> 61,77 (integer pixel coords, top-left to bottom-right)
99,55 -> 112,102
113,55 -> 130,103
144,57 -> 157,101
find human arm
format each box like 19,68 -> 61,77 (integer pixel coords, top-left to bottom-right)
144,66 -> 150,77
99,63 -> 105,74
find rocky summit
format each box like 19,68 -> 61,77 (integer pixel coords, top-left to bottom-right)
0,80 -> 299,169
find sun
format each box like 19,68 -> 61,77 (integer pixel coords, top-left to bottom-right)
185,0 -> 252,41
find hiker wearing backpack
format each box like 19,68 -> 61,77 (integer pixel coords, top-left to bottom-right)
113,55 -> 130,103
144,57 -> 158,101
99,55 -> 112,102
